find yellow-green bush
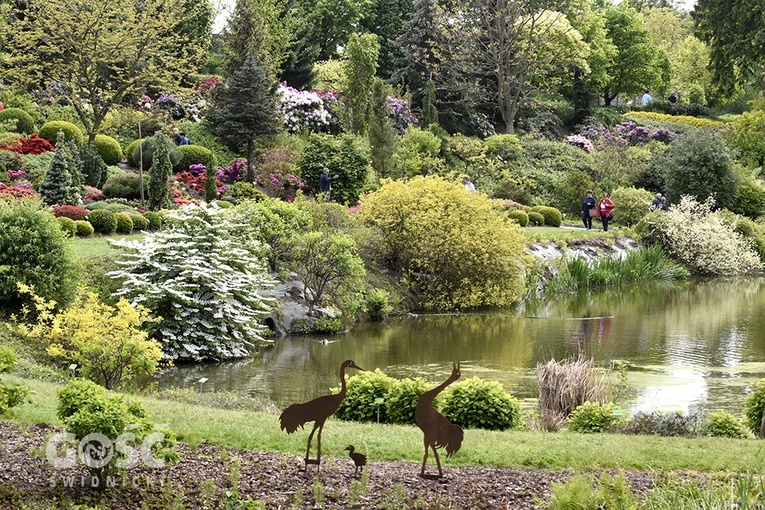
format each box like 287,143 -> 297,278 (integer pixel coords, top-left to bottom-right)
625,111 -> 724,130
507,209 -> 529,226
74,220 -> 94,236
531,206 -> 562,227
0,108 -> 35,134
114,212 -> 134,234
610,187 -> 654,227
93,134 -> 124,165
55,216 -> 76,237
441,377 -> 523,431
361,175 -> 530,310
38,120 -> 84,144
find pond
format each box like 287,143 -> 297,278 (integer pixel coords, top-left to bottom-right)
155,278 -> 765,415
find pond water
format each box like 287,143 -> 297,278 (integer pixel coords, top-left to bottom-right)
155,278 -> 765,415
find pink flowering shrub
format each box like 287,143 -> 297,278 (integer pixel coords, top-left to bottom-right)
564,135 -> 595,153
216,160 -> 246,183
253,148 -> 306,200
9,169 -> 27,180
384,96 -> 418,134
277,84 -> 334,133
0,183 -> 36,198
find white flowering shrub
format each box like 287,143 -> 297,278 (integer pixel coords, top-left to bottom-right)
643,196 -> 762,276
277,84 -> 333,133
109,203 -> 275,361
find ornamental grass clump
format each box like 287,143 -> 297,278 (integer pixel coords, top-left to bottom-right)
109,203 -> 276,361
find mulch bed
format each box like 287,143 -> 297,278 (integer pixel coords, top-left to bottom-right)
0,421 -> 656,509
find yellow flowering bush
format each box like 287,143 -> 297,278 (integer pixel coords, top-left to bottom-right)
624,111 -> 725,130
16,284 -> 162,389
360,175 -> 530,310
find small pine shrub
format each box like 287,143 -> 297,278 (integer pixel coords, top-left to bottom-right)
38,121 -> 84,144
0,108 -> 35,134
114,212 -> 134,234
103,203 -> 136,213
705,410 -> 753,439
143,210 -> 162,230
53,205 -> 89,221
531,206 -> 562,227
174,144 -> 216,172
567,401 -> 622,433
87,209 -> 117,234
74,220 -> 94,236
441,377 -> 523,431
745,379 -> 765,436
93,134 -> 123,165
56,216 -> 76,237
507,209 -> 529,226
385,377 -> 430,425
102,171 -> 144,199
130,213 -> 149,231
334,369 -> 394,423
527,211 -> 545,226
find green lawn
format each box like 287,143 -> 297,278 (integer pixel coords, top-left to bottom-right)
6,374 -> 764,474
67,233 -> 144,259
523,225 -> 631,244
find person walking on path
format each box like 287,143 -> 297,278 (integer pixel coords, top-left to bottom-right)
319,167 -> 339,201
597,192 -> 615,231
581,190 -> 596,230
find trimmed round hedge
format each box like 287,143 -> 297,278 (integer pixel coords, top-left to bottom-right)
56,216 -> 77,238
334,369 -> 394,423
527,211 -> 545,226
531,206 -> 562,227
441,377 -> 523,431
86,209 -> 117,234
74,220 -> 94,236
174,145 -> 216,172
93,134 -> 124,165
125,139 -> 143,167
38,121 -> 84,145
0,108 -> 35,134
143,211 -> 162,230
129,212 -> 149,231
114,212 -> 134,234
102,172 -> 144,200
507,209 -> 529,227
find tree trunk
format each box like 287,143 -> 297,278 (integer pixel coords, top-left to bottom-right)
246,139 -> 254,183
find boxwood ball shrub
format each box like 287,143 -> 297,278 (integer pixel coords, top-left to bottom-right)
56,216 -> 77,237
0,198 -> 77,312
114,212 -> 134,234
174,145 -> 216,173
334,369 -> 395,423
74,220 -> 94,236
567,401 -> 622,433
125,138 -> 143,167
87,209 -> 117,234
143,211 -> 162,230
0,108 -> 36,134
129,212 -> 149,231
385,377 -> 431,425
38,121 -> 84,145
527,211 -> 545,226
441,377 -> 522,431
93,134 -> 124,165
102,171 -> 144,200
531,206 -> 562,227
507,209 -> 529,227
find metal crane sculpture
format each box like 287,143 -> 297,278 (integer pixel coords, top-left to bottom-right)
344,445 -> 367,477
279,359 -> 364,471
414,361 -> 464,479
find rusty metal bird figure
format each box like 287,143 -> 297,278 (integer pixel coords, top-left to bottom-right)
414,361 -> 464,479
279,359 -> 364,471
344,445 -> 367,477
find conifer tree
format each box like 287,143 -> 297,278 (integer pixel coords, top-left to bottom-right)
38,133 -> 81,206
368,79 -> 398,178
421,80 -> 439,128
147,133 -> 173,211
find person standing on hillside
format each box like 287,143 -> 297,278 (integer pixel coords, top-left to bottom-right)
641,89 -> 653,106
319,167 -> 340,201
581,190 -> 596,230
597,192 -> 615,231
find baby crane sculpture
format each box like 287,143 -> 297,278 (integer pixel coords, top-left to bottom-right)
279,359 -> 364,471
345,445 -> 367,477
414,361 -> 464,479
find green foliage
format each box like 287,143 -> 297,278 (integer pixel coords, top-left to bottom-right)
56,216 -> 76,238
732,173 -> 765,219
507,209 -> 529,226
0,346 -> 17,373
365,288 -> 393,321
441,377 -> 522,431
568,401 -> 623,433
527,211 -> 545,226
38,134 -> 81,206
729,110 -> 765,170
125,138 -> 143,167
130,213 -> 149,231
657,130 -> 737,209
385,377 -> 430,425
705,410 -> 753,439
0,108 -> 35,134
552,171 -> 598,217
361,175 -> 530,310
143,211 -> 163,230
394,127 -> 446,178
177,120 -> 237,167
102,171 -> 144,200
732,216 -> 765,262
621,410 -> 703,437
0,198 -> 77,312
38,121 -> 84,145
75,220 -> 94,236
174,144 -> 216,172
342,32 -> 380,134
610,187 -> 654,226
221,181 -> 268,205
368,79 -> 399,178
87,209 -> 117,234
531,206 -> 562,227
595,144 -> 657,190
114,212 -> 134,234
297,133 -> 371,205
80,142 -> 108,188
335,369 -> 394,423
92,134 -> 123,165
147,133 -> 174,211
294,198 -> 356,232
128,137 -> 183,171
485,134 -> 523,162
0,380 -> 31,415
744,379 -> 765,436
541,472 -> 636,510
205,163 -> 217,202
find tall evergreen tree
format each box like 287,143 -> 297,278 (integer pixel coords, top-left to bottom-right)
368,79 -> 399,178
147,133 -> 173,211
421,80 -> 438,128
342,33 -> 380,135
361,0 -> 413,79
38,134 -> 80,206
213,54 -> 281,183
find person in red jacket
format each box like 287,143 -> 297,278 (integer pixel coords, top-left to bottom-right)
597,192 -> 615,231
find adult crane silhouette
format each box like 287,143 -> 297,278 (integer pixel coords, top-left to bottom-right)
414,361 -> 464,479
344,445 -> 367,477
279,359 -> 364,471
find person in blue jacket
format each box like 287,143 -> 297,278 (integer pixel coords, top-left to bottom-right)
581,190 -> 596,230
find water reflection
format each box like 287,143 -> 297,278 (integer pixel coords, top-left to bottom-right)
155,278 -> 765,414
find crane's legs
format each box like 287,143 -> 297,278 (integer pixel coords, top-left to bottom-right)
303,422 -> 324,471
